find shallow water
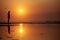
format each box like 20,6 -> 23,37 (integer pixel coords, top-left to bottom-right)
0,24 -> 60,40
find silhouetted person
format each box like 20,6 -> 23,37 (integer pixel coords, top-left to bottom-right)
8,11 -> 10,34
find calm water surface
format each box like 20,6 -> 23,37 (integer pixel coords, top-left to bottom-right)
0,24 -> 60,40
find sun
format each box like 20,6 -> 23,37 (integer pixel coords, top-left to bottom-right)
19,9 -> 23,13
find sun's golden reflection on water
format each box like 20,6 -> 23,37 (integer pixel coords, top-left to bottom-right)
19,23 -> 24,38
20,24 -> 23,34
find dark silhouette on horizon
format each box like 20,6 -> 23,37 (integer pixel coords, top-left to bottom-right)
8,11 -> 10,34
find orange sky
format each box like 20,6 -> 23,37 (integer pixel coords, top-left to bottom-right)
0,0 -> 59,22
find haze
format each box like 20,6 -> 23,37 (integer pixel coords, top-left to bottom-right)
0,0 -> 60,22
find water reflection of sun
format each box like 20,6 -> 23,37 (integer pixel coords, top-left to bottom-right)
20,24 -> 23,33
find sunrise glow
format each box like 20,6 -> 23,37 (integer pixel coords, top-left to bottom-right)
19,9 -> 23,13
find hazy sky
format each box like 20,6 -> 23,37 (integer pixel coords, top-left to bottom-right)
0,0 -> 59,22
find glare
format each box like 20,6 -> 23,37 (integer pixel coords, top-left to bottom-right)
20,29 -> 22,33
19,9 -> 23,13
17,7 -> 27,15
20,24 -> 23,26
20,24 -> 23,33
